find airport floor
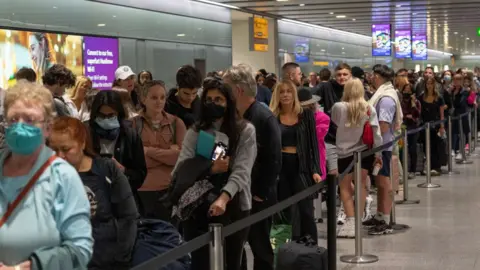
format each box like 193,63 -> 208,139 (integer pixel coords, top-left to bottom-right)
246,151 -> 480,270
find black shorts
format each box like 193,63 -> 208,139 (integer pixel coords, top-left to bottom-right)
338,153 -> 375,175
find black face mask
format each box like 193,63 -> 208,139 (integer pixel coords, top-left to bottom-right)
403,93 -> 412,99
204,102 -> 226,121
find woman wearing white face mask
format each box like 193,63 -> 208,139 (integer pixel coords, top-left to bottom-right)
0,81 -> 93,270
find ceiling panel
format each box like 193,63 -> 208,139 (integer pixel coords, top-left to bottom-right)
209,0 -> 480,54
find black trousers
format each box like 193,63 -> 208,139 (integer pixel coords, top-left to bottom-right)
421,128 -> 442,171
241,200 -> 275,270
407,132 -> 419,172
277,153 -> 318,243
183,196 -> 250,270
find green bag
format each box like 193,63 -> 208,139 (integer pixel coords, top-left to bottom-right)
270,223 -> 292,266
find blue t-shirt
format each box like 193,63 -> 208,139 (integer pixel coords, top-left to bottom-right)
376,96 -> 396,152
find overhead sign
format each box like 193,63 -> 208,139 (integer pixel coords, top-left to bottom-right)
250,17 -> 269,52
412,33 -> 427,60
83,36 -> 119,90
394,29 -> 412,59
295,39 -> 310,63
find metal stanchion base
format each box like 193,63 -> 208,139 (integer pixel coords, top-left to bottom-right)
417,183 -> 441,188
456,160 -> 473,164
396,199 -> 420,204
391,223 -> 411,231
340,254 -> 379,264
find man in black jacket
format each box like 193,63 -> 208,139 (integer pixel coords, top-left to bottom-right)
224,64 -> 282,270
165,65 -> 203,128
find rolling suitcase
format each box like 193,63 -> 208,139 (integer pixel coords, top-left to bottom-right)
276,236 -> 328,270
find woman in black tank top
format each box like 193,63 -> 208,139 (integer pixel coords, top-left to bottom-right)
270,80 -> 321,243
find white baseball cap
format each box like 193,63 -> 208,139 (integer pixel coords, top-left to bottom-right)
115,65 -> 135,80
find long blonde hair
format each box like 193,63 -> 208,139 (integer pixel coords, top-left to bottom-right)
269,80 -> 302,117
342,78 -> 369,127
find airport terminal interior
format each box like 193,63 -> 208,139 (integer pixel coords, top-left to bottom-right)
1,0 -> 480,270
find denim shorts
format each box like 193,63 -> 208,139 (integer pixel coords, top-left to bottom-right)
378,151 -> 392,177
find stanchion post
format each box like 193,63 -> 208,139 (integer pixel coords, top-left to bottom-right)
468,112 -> 473,155
340,152 -> 378,264
447,116 -> 460,174
418,123 -> 441,188
209,224 -> 224,270
458,114 -> 473,164
327,174 -> 337,270
475,108 -> 479,145
397,130 -> 420,204
389,151 -> 396,225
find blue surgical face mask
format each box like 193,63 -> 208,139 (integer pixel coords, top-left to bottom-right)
444,75 -> 452,82
6,122 -> 43,155
95,116 -> 120,130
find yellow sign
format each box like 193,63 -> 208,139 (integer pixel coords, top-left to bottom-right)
313,61 -> 329,66
254,44 -> 269,52
253,17 -> 268,40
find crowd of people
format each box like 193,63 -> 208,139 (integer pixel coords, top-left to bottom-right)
0,60 -> 478,270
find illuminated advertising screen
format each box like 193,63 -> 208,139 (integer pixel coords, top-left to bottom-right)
0,29 -> 83,88
372,24 -> 391,56
412,33 -> 427,60
294,39 -> 310,63
395,29 -> 412,59
83,36 -> 119,90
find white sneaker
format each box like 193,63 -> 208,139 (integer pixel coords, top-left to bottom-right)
451,151 -> 456,157
455,153 -> 463,161
338,218 -> 355,238
363,195 -> 373,222
337,205 -> 346,225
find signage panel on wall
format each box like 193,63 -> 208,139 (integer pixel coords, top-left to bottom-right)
83,36 -> 119,90
295,39 -> 310,63
250,17 -> 269,52
412,33 -> 428,60
372,24 -> 391,56
0,29 -> 83,88
394,29 -> 412,59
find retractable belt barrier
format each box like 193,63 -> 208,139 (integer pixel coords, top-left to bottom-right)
132,109 -> 476,270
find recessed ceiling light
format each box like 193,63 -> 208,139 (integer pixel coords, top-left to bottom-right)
352,18 -> 356,21
276,0 -> 289,2
53,6 -> 57,9
336,15 -> 346,18
412,13 -> 417,15
321,49 -> 326,52
299,3 -> 305,6
342,52 -> 345,54
329,12 -> 334,15
177,33 -> 186,37
342,47 -> 345,50
97,23 -> 106,27
112,15 -> 116,18
396,4 -> 402,7
467,37 -> 470,40
454,32 -> 458,34
473,53 -> 476,55
438,24 -> 441,26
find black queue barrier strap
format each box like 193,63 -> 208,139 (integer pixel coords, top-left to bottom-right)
451,110 -> 472,121
362,134 -> 402,157
223,160 -> 355,238
131,231 -> 211,270
407,125 -> 427,135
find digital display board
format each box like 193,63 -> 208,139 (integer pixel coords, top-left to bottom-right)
294,39 -> 310,63
412,33 -> 428,60
83,36 -> 119,90
394,29 -> 412,59
0,29 -> 83,87
372,24 -> 391,56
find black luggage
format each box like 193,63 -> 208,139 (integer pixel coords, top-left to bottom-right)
415,143 -> 425,173
276,236 -> 328,270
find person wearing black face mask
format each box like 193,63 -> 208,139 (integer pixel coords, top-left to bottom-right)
399,79 -> 421,179
172,77 -> 256,270
86,90 -> 147,212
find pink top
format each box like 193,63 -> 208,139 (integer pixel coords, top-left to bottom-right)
467,91 -> 476,105
314,110 -> 330,180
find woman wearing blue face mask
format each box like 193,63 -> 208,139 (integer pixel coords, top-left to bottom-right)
86,90 -> 147,213
0,81 -> 93,270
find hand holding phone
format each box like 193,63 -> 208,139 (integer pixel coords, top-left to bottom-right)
212,156 -> 229,174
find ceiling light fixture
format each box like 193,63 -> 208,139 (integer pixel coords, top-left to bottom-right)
53,6 -> 57,9
329,12 -> 334,15
97,23 -> 106,27
299,3 -> 305,6
113,15 -> 116,18
467,37 -> 470,40
396,4 -> 402,7
321,49 -> 326,52
177,34 -> 186,37
412,13 -> 417,15
194,0 -> 239,9
276,0 -> 289,2
454,32 -> 458,34
336,15 -> 346,18
352,18 -> 356,21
